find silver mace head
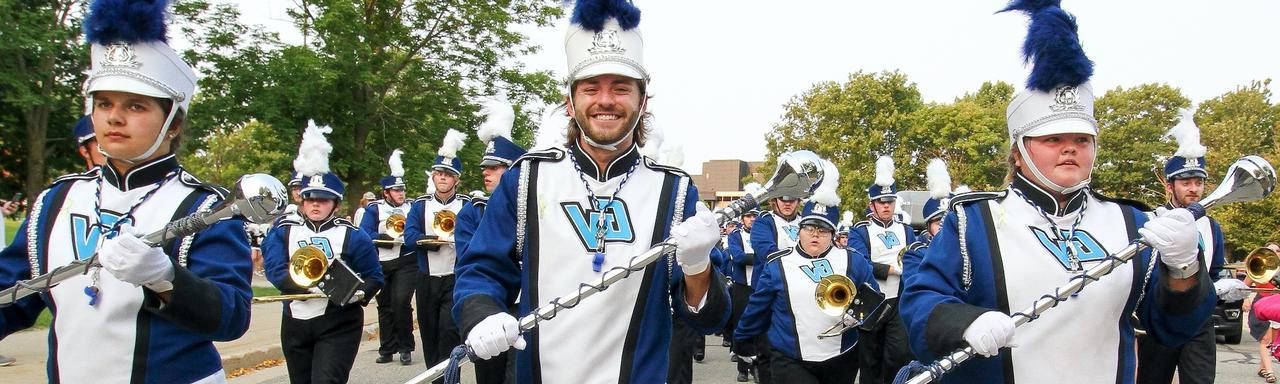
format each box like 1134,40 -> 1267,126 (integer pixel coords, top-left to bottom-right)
1198,155 -> 1276,210
225,173 -> 290,223
755,150 -> 825,202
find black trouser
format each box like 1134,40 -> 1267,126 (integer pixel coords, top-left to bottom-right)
755,335 -> 774,384
1137,319 -> 1216,384
729,282 -> 753,374
857,297 -> 911,384
417,274 -> 459,371
376,257 -> 418,356
668,316 -> 700,384
281,304 -> 364,384
474,343 -> 509,384
771,347 -> 859,384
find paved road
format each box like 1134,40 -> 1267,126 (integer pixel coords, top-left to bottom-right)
231,333 -> 1268,384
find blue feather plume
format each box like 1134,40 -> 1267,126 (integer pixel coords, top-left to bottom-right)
84,0 -> 170,44
569,0 -> 641,32
999,0 -> 1093,92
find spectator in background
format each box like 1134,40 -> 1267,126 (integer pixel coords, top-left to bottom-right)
1246,242 -> 1280,383
354,191 -> 375,227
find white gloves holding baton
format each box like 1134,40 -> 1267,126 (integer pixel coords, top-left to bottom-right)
1139,208 -> 1200,279
467,312 -> 526,360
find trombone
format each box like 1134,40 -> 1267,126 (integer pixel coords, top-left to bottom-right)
253,245 -> 330,303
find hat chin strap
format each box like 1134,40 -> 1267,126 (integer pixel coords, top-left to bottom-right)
1016,139 -> 1091,195
94,95 -> 180,164
570,94 -> 646,152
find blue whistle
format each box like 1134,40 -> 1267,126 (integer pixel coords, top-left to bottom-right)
593,252 -> 605,273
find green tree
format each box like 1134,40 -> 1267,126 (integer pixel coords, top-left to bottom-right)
899,81 -> 1012,192
0,0 -> 88,200
184,120 -> 294,187
1092,83 -> 1190,203
1195,80 -> 1280,253
173,0 -> 562,201
763,70 -> 924,210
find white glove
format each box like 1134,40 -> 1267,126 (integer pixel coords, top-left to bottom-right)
670,202 -> 719,275
466,312 -> 526,360
99,224 -> 175,290
1215,279 -> 1250,302
739,355 -> 757,364
962,311 -> 1016,357
346,289 -> 366,305
1138,208 -> 1200,279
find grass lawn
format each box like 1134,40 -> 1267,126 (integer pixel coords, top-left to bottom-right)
253,286 -> 281,297
4,216 -> 18,245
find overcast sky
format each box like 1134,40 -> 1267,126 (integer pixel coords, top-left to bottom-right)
231,0 -> 1279,174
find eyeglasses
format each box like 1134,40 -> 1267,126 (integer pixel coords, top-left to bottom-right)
800,226 -> 833,236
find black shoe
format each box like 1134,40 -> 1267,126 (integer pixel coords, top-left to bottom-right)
694,351 -> 705,362
722,340 -> 732,347
400,352 -> 412,365
730,353 -> 739,362
376,354 -> 393,364
737,372 -> 749,382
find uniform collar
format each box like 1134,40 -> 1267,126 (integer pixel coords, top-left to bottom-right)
304,215 -> 340,233
868,215 -> 895,228
773,211 -> 798,222
795,244 -> 832,259
569,143 -> 640,182
430,192 -> 459,205
1011,173 -> 1087,216
102,154 -> 179,192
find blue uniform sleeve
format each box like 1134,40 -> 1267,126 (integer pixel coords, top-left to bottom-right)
403,200 -> 426,272
848,248 -> 880,292
1209,218 -> 1226,282
901,244 -> 925,283
749,215 -> 777,286
1136,208 -> 1215,347
261,223 -> 304,294
454,169 -> 523,334
670,182 -> 731,334
851,226 -> 891,280
358,203 -> 379,237
734,260 -> 779,344
344,227 -> 384,304
454,202 -> 481,257
900,209 -> 994,361
0,218 -> 48,338
146,196 -> 254,341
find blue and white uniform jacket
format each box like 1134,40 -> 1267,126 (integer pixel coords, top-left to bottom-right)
1159,203 -> 1226,283
900,175 -> 1214,384
0,155 -> 253,383
404,192 -> 470,275
850,216 -> 917,299
900,236 -> 932,290
453,144 -> 730,384
262,215 -> 384,319
358,199 -> 412,262
455,193 -> 487,258
726,227 -> 756,286
735,245 -> 877,362
749,211 -> 801,286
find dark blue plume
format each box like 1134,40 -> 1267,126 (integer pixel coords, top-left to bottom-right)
999,0 -> 1093,91
569,0 -> 641,32
84,0 -> 170,44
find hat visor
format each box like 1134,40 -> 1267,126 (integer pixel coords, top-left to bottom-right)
300,190 -> 342,200
431,165 -> 461,175
871,195 -> 898,202
478,158 -> 508,167
86,76 -> 173,101
1022,119 -> 1096,138
1168,169 -> 1208,180
572,62 -> 645,83
799,217 -> 835,231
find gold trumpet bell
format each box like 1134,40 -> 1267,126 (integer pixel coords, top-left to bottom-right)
289,245 -> 330,288
815,274 -> 856,317
1246,247 -> 1280,283
433,210 -> 456,241
386,212 -> 407,238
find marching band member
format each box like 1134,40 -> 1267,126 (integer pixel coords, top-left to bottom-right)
900,1 -> 1214,382
361,149 -> 417,365
405,128 -> 471,369
261,122 -> 384,384
747,190 -> 802,383
734,163 -> 875,384
1136,113 -> 1226,384
353,191 -> 375,227
74,115 -> 107,169
452,1 -> 729,382
456,95 -> 526,384
835,211 -> 853,250
0,1 -> 254,381
849,155 -> 917,384
727,208 -> 761,382
901,158 -> 953,279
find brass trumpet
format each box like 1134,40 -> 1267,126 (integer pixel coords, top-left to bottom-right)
253,245 -> 330,303
418,210 -> 456,246
816,274 -> 856,316
1245,247 -> 1280,283
386,212 -> 407,238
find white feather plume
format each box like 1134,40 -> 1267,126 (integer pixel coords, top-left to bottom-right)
388,149 -> 405,178
640,115 -> 664,159
954,185 -> 972,194
840,210 -> 854,227
926,158 -> 952,199
476,95 -> 515,145
811,159 -> 841,207
438,129 -> 467,159
743,182 -> 763,196
534,106 -> 569,149
658,142 -> 684,169
1167,110 -> 1207,158
874,156 -> 895,187
293,120 -> 333,176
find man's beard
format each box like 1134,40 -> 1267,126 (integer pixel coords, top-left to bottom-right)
575,110 -> 639,145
